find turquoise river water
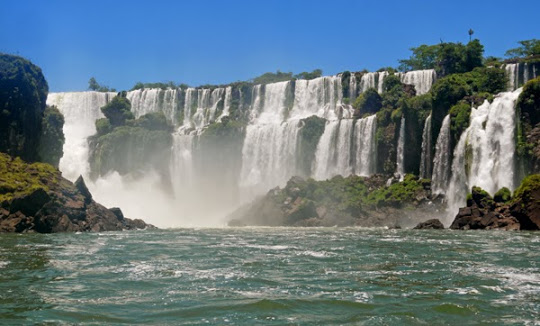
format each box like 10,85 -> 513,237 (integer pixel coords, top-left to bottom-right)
0,228 -> 539,325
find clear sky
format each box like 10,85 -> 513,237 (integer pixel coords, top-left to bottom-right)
1,0 -> 538,92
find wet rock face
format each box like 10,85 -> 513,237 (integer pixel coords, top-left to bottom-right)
413,219 -> 444,229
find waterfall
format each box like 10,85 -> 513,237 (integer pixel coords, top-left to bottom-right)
359,73 -> 377,93
353,115 -> 377,176
431,114 -> 451,194
396,117 -> 406,178
46,91 -> 116,181
505,62 -> 538,90
312,120 -> 354,180
377,71 -> 388,93
349,73 -> 357,102
506,64 -> 518,91
126,88 -> 180,125
239,81 -> 299,196
218,86 -> 232,120
170,133 -> 195,189
419,114 -> 432,179
398,69 -> 436,95
290,76 -> 342,120
446,89 -> 521,220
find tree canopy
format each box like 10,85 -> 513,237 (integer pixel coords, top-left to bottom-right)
88,77 -> 116,92
505,39 -> 540,58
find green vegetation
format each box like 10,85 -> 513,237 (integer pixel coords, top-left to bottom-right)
101,96 -> 135,127
130,81 -> 189,91
515,77 -> 540,172
0,152 -> 58,202
88,77 -> 116,92
276,174 -> 430,216
449,102 -> 471,148
505,39 -> 540,59
38,105 -> 65,167
398,39 -> 484,76
494,187 -> 512,203
0,53 -> 49,162
512,174 -> 540,202
251,69 -> 323,84
89,96 -> 173,179
353,88 -> 382,117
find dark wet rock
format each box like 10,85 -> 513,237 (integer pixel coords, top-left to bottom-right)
109,207 -> 125,221
413,219 -> 444,229
0,153 -> 154,233
75,175 -> 92,204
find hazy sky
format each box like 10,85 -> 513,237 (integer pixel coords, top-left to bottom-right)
2,0 -> 538,92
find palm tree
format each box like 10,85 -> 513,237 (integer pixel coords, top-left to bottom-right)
468,29 -> 474,42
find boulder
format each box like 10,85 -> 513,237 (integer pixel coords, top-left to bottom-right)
413,219 -> 444,229
75,175 -> 92,204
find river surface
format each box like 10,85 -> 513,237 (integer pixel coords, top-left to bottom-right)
1,228 -> 539,325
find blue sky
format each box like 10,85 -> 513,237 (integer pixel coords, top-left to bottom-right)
1,0 -> 538,92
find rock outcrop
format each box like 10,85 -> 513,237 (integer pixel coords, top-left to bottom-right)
227,174 -> 445,228
413,219 -> 444,229
450,175 -> 540,231
0,153 -> 154,233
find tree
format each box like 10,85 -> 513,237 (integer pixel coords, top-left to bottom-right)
505,39 -> 540,58
294,69 -> 323,80
398,44 -> 440,71
88,77 -> 100,91
100,96 -> 134,127
468,29 -> 474,42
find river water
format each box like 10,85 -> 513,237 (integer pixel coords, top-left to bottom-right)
1,228 -> 539,325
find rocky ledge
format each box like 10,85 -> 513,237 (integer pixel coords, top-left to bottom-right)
0,153 -> 154,233
228,174 -> 445,228
450,175 -> 540,231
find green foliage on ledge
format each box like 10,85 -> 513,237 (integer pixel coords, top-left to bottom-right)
0,153 -> 57,202
38,105 -> 65,167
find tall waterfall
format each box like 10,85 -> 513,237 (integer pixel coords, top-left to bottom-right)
431,114 -> 451,194
46,91 -> 116,181
446,89 -> 521,220
419,114 -> 432,179
239,81 -> 299,196
395,117 -> 406,178
126,88 -> 180,125
47,69 -> 441,227
312,115 -> 377,180
353,115 -> 378,176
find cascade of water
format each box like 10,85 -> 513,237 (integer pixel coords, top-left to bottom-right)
396,117 -> 406,179
359,72 -> 377,93
218,86 -> 232,120
431,114 -> 451,194
182,88 -> 196,129
349,73 -> 357,102
170,133 -> 195,189
399,70 -> 436,95
256,81 -> 290,123
353,115 -> 377,176
290,76 -> 342,120
312,120 -> 352,180
46,91 -> 116,181
127,88 -> 180,124
377,71 -> 388,93
505,64 -> 518,91
446,89 -> 521,220
419,114 -> 433,179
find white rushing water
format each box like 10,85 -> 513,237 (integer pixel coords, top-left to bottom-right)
395,117 -> 406,179
431,114 -> 451,195
446,89 -> 522,221
127,88 -> 180,125
419,114 -> 432,179
46,91 -> 116,181
47,69 -> 442,227
398,69 -> 436,95
505,63 -> 538,91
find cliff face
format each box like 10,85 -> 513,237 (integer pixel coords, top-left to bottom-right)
0,153 -> 153,233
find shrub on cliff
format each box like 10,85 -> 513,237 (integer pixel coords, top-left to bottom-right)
101,96 -> 134,127
353,88 -> 382,117
0,54 -> 49,162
